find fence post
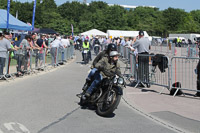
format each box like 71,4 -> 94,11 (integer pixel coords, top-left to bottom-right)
30,49 -> 33,73
43,48 -> 46,70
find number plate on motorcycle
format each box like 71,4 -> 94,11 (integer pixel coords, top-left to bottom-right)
84,50 -> 87,53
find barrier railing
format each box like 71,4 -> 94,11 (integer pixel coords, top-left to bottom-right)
118,44 -> 200,97
150,43 -> 176,56
0,46 -> 74,81
129,54 -> 170,92
171,57 -> 200,96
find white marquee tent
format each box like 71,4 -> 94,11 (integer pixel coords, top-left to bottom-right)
107,30 -> 150,38
81,29 -> 108,37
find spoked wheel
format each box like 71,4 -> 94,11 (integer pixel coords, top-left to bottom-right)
96,89 -> 121,117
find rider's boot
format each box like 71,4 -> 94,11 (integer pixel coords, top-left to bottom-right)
82,78 -> 91,91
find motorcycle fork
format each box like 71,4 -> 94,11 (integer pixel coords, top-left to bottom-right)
106,84 -> 114,102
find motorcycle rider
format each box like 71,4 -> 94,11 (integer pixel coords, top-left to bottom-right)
82,43 -> 117,91
82,39 -> 90,61
84,51 -> 122,97
93,36 -> 101,55
93,36 -> 100,47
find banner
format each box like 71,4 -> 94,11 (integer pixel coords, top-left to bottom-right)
71,24 -> 74,37
32,0 -> 37,30
7,0 -> 11,29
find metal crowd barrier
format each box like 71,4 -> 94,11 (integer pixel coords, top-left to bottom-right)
0,46 -> 74,81
182,44 -> 199,58
118,46 -> 170,93
0,51 -> 14,81
171,57 -> 200,96
150,42 -> 176,56
118,44 -> 200,97
129,53 -> 170,92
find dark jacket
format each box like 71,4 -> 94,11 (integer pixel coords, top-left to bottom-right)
95,56 -> 121,78
92,50 -> 108,68
94,39 -> 100,45
152,54 -> 168,73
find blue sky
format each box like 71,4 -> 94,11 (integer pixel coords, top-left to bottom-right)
15,0 -> 200,12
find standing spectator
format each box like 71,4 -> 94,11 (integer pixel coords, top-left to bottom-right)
30,33 -> 40,70
16,35 -> 31,75
130,31 -> 151,87
195,41 -> 200,97
0,33 -> 12,77
50,35 -> 63,66
125,37 -> 132,47
177,36 -> 181,47
69,36 -> 75,58
120,38 -> 126,46
61,35 -> 70,62
36,34 -> 48,69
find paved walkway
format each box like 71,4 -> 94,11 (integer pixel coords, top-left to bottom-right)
123,78 -> 200,133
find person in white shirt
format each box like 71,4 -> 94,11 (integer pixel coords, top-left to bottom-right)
61,36 -> 70,62
50,35 -> 63,66
0,33 -> 12,76
61,36 -> 70,48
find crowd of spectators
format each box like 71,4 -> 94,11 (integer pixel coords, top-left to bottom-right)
0,31 -> 75,80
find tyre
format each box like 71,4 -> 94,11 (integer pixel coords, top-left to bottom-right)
84,53 -> 88,64
94,46 -> 99,55
96,89 -> 121,117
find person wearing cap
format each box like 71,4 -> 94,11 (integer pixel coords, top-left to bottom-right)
84,51 -> 122,97
0,33 -> 12,76
130,31 -> 151,87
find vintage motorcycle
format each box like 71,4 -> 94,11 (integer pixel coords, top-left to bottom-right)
77,75 -> 126,116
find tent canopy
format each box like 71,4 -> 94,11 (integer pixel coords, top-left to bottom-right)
0,9 -> 32,31
81,29 -> 107,37
107,30 -> 149,38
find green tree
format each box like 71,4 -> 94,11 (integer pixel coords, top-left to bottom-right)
0,0 -> 7,9
163,8 -> 187,32
104,5 -> 127,30
58,1 -> 87,23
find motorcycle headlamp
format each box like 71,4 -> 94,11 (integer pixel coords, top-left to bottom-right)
118,78 -> 124,85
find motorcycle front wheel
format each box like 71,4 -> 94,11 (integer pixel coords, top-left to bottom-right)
96,89 -> 121,117
83,53 -> 88,64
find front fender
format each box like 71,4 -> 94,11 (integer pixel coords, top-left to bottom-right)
113,86 -> 123,95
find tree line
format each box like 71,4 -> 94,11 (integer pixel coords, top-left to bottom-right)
0,0 -> 200,37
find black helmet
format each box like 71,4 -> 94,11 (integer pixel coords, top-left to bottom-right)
107,43 -> 117,52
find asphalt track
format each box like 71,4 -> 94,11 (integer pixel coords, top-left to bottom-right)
0,51 -> 177,133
